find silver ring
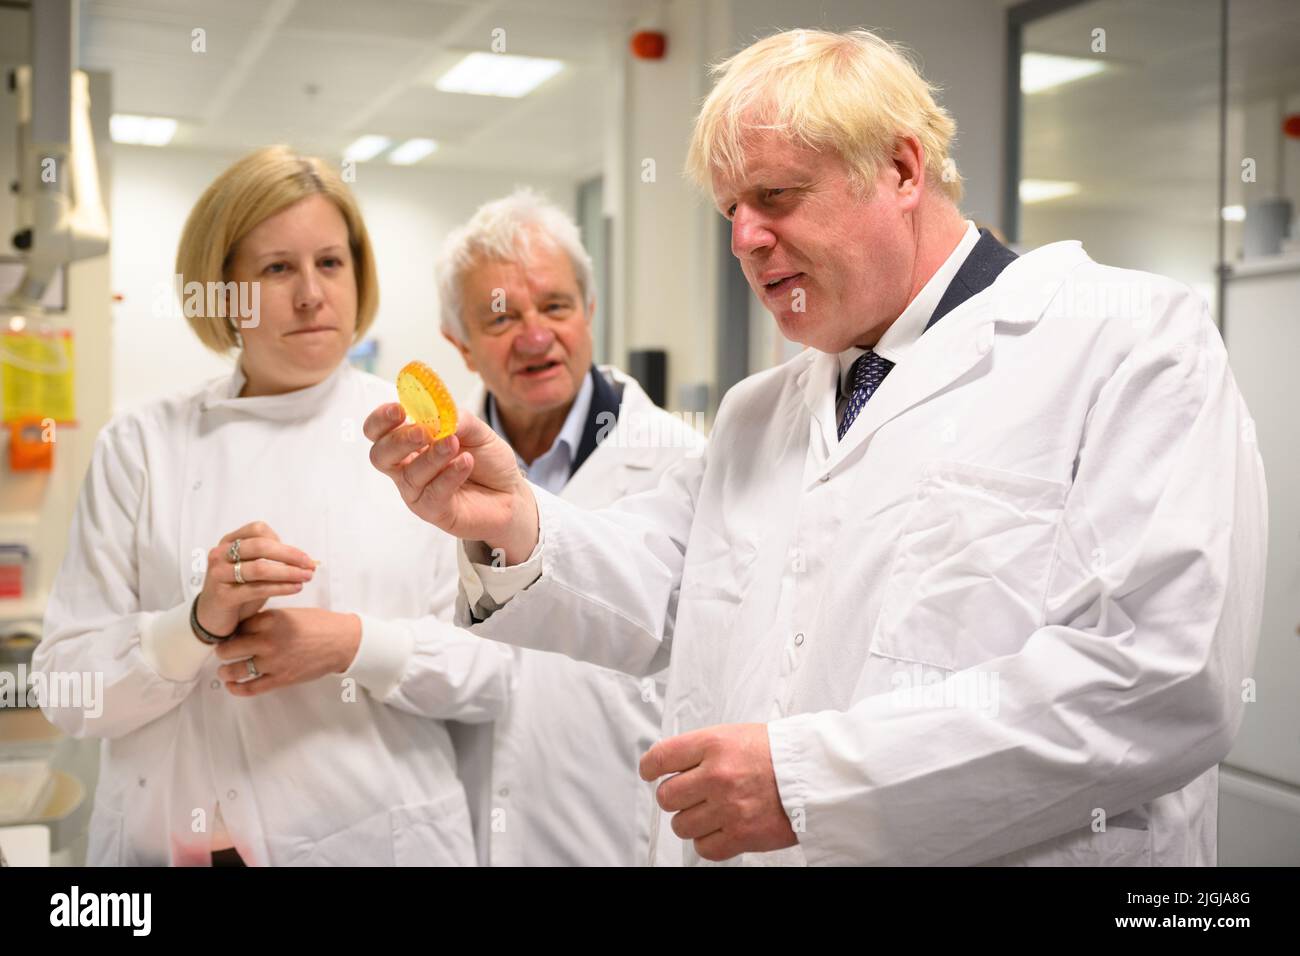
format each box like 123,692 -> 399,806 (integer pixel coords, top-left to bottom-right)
246,658 -> 260,680
233,559 -> 245,585
228,538 -> 241,563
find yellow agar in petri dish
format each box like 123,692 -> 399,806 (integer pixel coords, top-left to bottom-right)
396,360 -> 458,441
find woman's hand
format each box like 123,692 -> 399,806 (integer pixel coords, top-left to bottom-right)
214,608 -> 361,696
194,521 -> 316,638
364,405 -> 539,564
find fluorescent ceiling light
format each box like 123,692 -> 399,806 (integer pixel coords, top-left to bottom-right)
110,114 -> 177,146
1221,205 -> 1246,222
343,135 -> 391,163
435,52 -> 563,98
1021,52 -> 1106,94
388,138 -> 438,165
1019,179 -> 1081,203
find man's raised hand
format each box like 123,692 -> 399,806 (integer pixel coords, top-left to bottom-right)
363,404 -> 539,563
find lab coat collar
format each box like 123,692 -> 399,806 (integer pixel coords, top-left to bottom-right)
463,366 -> 664,496
798,239 -> 1090,473
560,370 -> 666,502
199,358 -> 350,421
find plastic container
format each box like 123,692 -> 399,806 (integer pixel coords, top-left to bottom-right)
27,771 -> 85,851
0,760 -> 54,824
0,823 -> 51,866
0,544 -> 29,599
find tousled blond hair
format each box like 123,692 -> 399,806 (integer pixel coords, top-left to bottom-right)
175,145 -> 379,353
687,29 -> 962,204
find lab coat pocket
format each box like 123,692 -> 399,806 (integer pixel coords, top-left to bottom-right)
991,822 -> 1153,866
872,460 -> 1067,672
390,788 -> 477,867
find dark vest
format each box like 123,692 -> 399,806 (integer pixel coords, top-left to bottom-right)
570,366 -> 624,478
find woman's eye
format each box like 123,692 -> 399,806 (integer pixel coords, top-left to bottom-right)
264,262 -> 287,275
766,188 -> 787,200
320,257 -> 343,269
725,203 -> 737,218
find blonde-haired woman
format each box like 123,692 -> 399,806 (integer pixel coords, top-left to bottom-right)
36,146 -> 511,866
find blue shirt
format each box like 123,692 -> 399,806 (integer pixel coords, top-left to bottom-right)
486,370 -> 594,496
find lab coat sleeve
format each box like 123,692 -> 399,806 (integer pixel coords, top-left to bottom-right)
347,535 -> 513,722
767,294 -> 1268,865
34,418 -> 207,739
453,450 -> 707,677
140,599 -> 217,679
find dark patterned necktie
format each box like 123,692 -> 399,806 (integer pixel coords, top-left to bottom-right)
838,349 -> 894,441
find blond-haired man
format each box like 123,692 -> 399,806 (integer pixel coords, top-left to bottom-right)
367,30 -> 1266,866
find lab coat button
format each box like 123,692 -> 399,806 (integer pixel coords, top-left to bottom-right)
192,480 -> 202,491
819,473 -> 830,483
794,632 -> 805,647
498,787 -> 509,798
210,679 -> 220,690
227,789 -> 237,800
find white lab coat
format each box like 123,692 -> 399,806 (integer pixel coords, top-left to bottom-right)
458,241 -> 1268,866
451,366 -> 705,865
36,362 -> 512,866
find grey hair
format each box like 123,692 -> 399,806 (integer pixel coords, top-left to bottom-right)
436,186 -> 595,342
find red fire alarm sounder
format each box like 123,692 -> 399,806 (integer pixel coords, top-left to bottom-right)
631,31 -> 667,60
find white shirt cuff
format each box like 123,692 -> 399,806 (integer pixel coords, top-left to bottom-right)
345,615 -> 415,700
139,600 -> 212,683
457,526 -> 544,620
767,715 -> 814,823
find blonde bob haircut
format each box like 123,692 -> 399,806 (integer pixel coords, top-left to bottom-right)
686,29 -> 963,204
175,145 -> 379,354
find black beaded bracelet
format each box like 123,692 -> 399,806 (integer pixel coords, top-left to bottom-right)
190,594 -> 235,645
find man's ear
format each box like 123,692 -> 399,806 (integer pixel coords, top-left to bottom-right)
442,328 -> 477,374
892,135 -> 926,212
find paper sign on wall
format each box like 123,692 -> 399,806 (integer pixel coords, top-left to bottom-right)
1,329 -> 76,424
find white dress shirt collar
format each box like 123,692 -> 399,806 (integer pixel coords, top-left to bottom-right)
487,367 -> 594,495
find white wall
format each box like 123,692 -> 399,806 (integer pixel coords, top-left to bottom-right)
1022,205 -> 1220,311
613,0 -> 729,414
110,146 -> 575,412
1225,88 -> 1300,259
